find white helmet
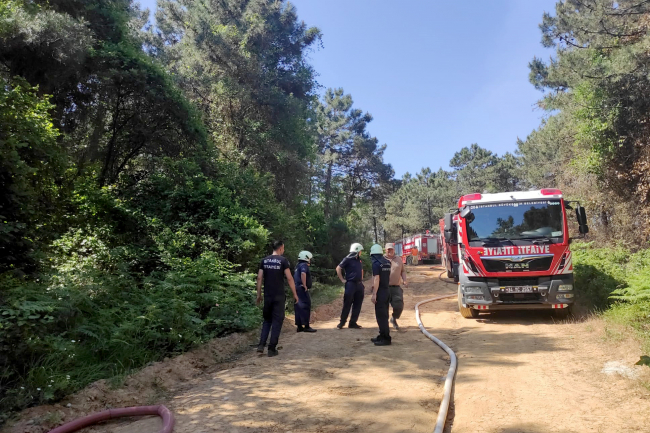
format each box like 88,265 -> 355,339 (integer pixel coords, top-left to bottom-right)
298,250 -> 313,263
349,243 -> 364,253
370,244 -> 383,255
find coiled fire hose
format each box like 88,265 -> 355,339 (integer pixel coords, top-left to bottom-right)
48,405 -> 174,433
415,273 -> 458,433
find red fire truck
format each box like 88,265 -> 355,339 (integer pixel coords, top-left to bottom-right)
444,189 -> 588,318
393,232 -> 440,265
439,217 -> 460,282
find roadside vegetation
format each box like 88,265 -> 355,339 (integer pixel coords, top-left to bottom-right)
572,244 -> 650,354
2,0 -> 650,424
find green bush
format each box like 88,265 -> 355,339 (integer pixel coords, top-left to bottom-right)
0,158 -> 276,418
0,252 -> 258,419
572,242 -> 650,353
0,76 -> 68,273
572,242 -> 628,310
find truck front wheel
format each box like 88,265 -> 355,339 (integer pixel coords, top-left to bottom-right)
458,287 -> 479,318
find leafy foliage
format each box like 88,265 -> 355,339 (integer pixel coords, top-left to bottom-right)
520,0 -> 650,245
570,243 -> 650,354
0,76 -> 67,274
0,0 -> 397,420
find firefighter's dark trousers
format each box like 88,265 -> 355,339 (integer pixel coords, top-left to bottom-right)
389,285 -> 404,319
294,287 -> 311,328
340,281 -> 364,325
375,286 -> 391,342
259,295 -> 285,350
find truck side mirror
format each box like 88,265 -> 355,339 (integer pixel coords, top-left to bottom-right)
459,206 -> 474,223
444,213 -> 453,231
443,213 -> 453,243
576,206 -> 589,235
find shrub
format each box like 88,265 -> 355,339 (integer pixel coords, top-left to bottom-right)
0,252 -> 258,419
572,242 -> 650,353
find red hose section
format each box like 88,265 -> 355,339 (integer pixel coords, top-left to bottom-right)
48,405 -> 174,433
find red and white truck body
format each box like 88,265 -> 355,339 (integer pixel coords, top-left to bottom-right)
445,189 -> 589,317
393,233 -> 440,265
439,217 -> 460,282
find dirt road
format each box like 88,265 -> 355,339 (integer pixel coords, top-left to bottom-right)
99,268 -> 450,433
8,267 -> 650,433
417,269 -> 650,433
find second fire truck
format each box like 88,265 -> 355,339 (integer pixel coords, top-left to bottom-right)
393,232 -> 441,265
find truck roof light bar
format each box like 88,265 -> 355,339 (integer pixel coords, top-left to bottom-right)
540,188 -> 562,196
458,193 -> 482,206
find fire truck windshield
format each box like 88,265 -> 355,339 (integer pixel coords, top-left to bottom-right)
466,200 -> 564,242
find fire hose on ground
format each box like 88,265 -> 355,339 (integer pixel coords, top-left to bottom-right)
415,271 -> 458,433
48,405 -> 174,433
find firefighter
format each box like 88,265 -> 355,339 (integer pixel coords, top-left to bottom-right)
256,240 -> 300,357
294,250 -> 317,333
336,243 -> 365,329
370,244 -> 392,346
384,243 -> 408,330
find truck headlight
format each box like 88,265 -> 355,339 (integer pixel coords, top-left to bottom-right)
557,293 -> 574,299
558,284 -> 573,292
467,295 -> 485,301
464,286 -> 483,294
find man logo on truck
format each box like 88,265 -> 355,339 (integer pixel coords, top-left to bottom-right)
505,262 -> 530,270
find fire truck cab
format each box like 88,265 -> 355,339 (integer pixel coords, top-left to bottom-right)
444,189 -> 589,318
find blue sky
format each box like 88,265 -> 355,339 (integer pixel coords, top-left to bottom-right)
138,0 -> 557,178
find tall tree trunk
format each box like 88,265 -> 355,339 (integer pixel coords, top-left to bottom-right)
373,217 -> 378,242
307,161 -> 313,204
324,161 -> 333,219
346,191 -> 355,213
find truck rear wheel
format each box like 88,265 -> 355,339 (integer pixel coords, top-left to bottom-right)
458,287 -> 479,318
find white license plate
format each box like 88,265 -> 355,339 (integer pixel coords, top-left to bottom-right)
501,286 -> 537,293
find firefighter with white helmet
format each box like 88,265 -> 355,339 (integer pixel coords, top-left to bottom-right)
294,250 -> 316,333
370,244 -> 392,345
336,243 -> 365,329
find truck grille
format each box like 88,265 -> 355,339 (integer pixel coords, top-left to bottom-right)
497,277 -> 539,286
481,256 -> 553,273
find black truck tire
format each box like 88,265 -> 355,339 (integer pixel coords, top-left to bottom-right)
458,286 -> 479,318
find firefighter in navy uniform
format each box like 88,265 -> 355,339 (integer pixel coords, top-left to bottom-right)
294,250 -> 317,333
256,240 -> 300,357
370,244 -> 392,346
336,243 -> 365,329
